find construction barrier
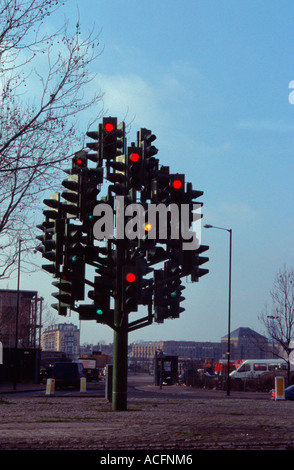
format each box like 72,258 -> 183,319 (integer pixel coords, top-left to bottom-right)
275,376 -> 285,400
45,378 -> 55,395
80,377 -> 87,393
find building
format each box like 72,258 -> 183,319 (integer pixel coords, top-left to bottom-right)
42,323 -> 80,361
0,289 -> 42,349
221,327 -> 280,360
0,289 -> 42,384
130,327 -> 280,370
131,340 -> 222,368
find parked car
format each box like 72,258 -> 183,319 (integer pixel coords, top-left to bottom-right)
52,362 -> 85,389
285,385 -> 294,400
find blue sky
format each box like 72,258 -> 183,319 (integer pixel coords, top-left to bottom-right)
11,0 -> 294,346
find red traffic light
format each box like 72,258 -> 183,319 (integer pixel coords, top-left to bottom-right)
104,122 -> 114,132
72,154 -> 86,167
126,272 -> 136,283
172,179 -> 183,189
130,152 -> 140,163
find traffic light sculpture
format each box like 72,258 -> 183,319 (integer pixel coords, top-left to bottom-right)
37,116 -> 209,411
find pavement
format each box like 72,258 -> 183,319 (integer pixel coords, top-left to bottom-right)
0,375 -> 293,453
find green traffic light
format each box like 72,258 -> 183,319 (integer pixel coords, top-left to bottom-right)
96,308 -> 103,315
171,290 -> 180,298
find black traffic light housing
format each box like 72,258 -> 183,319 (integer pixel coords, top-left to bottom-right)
126,146 -> 143,190
87,276 -> 112,321
181,244 -> 209,281
122,265 -> 140,313
185,182 -> 203,227
170,174 -> 185,204
107,154 -> 127,195
164,260 -> 185,318
80,177 -> 100,225
62,174 -> 81,218
101,117 -> 125,160
36,220 -> 55,275
42,193 -> 62,220
51,274 -> 73,313
70,151 -> 88,174
151,166 -> 170,204
137,128 -> 158,159
153,269 -> 170,323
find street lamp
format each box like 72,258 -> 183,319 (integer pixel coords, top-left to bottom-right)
204,224 -> 232,396
13,238 -> 22,391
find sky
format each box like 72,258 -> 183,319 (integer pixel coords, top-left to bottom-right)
6,0 -> 294,346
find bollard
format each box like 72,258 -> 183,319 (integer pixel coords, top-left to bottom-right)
45,378 -> 55,395
80,377 -> 87,393
275,376 -> 285,400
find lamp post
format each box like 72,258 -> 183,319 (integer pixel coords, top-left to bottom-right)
13,238 -> 22,391
204,224 -> 232,396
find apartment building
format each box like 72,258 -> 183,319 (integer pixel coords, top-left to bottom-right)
0,289 -> 42,349
42,323 -> 80,361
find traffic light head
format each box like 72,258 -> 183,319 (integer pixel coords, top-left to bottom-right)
88,276 -> 111,319
170,174 -> 185,204
137,128 -> 158,159
36,214 -> 65,277
101,117 -> 125,160
80,179 -> 100,224
127,146 -> 143,190
181,245 -> 209,281
108,154 -> 126,195
42,193 -> 62,220
71,151 -> 88,173
62,174 -> 80,218
151,166 -> 170,204
64,222 -> 85,267
77,304 -> 114,326
123,266 -> 140,313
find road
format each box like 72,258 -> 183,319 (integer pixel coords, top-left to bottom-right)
1,372 -> 271,400
0,373 -> 293,451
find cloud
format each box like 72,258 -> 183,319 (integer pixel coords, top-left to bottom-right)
219,202 -> 257,220
94,73 -> 163,129
236,119 -> 294,133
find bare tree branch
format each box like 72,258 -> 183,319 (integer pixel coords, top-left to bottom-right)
0,0 -> 104,278
259,265 -> 294,382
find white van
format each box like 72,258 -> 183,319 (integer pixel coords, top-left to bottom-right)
230,359 -> 289,380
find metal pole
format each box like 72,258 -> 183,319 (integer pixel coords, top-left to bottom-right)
204,225 -> 232,396
13,238 -> 21,391
112,238 -> 128,411
227,229 -> 232,396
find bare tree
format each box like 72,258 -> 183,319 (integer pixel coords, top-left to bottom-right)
259,266 -> 294,383
0,0 -> 103,278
